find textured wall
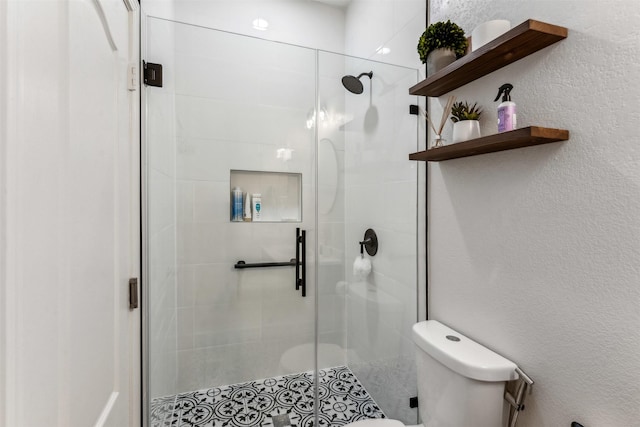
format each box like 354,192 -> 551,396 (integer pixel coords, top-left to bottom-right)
427,1 -> 640,425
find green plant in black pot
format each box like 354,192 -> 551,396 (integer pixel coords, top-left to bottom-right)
417,20 -> 468,64
450,101 -> 482,122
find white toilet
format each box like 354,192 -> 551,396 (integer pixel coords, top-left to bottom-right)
346,320 -> 520,427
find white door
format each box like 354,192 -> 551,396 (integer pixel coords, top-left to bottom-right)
1,0 -> 140,426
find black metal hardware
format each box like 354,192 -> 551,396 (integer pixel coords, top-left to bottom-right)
143,61 -> 163,87
409,396 -> 418,408
571,423 -> 584,427
301,229 -> 306,297
234,259 -> 297,269
129,278 -> 139,310
234,228 -> 305,297
296,228 -> 306,297
296,228 -> 301,291
409,104 -> 419,115
359,228 -> 378,256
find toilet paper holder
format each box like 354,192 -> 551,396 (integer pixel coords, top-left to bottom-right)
359,228 -> 378,256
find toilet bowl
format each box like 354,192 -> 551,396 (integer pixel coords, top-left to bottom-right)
344,320 -> 519,427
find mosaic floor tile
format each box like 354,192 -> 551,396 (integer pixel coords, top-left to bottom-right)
151,366 -> 385,427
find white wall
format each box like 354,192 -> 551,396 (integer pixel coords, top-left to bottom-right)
428,1 -> 640,425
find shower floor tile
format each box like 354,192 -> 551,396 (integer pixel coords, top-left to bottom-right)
151,366 -> 386,427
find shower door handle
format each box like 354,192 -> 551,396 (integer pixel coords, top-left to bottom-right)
296,228 -> 306,297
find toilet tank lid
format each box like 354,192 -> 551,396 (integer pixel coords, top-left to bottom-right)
412,320 -> 519,382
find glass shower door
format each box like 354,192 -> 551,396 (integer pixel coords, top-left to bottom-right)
145,17 -> 319,426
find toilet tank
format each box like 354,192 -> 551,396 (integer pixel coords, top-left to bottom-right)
412,321 -> 519,427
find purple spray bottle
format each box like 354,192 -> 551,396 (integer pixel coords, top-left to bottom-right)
494,83 -> 516,132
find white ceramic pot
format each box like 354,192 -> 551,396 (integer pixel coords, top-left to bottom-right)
426,48 -> 457,75
452,120 -> 481,143
471,20 -> 511,51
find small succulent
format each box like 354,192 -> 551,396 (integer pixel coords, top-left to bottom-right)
417,20 -> 468,63
450,101 -> 483,122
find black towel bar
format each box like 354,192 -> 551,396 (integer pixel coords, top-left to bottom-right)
234,259 -> 297,269
233,228 -> 306,298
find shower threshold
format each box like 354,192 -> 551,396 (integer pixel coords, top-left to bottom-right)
151,365 -> 386,427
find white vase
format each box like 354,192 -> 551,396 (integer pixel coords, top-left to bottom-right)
471,20 -> 511,51
426,48 -> 457,75
452,120 -> 481,143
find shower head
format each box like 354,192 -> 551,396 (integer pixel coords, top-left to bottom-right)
341,71 -> 373,94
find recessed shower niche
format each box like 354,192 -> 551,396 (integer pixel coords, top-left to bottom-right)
230,170 -> 302,222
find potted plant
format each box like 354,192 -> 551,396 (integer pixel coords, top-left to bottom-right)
450,101 -> 482,143
417,20 -> 468,75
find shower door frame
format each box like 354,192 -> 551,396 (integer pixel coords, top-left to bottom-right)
140,12 -> 425,426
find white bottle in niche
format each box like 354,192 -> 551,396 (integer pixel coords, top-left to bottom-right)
252,194 -> 262,221
243,192 -> 252,222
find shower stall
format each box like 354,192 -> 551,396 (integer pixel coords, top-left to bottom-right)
144,17 -> 420,427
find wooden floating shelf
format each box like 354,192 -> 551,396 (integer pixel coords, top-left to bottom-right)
409,20 -> 568,97
409,126 -> 569,162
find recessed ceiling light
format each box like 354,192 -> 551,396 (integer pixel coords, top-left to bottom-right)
252,18 -> 269,31
376,45 -> 391,55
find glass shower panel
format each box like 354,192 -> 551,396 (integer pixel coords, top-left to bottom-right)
317,51 -> 420,424
146,16 -> 318,407
146,17 -> 419,427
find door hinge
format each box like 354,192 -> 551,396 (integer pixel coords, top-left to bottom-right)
409,396 -> 418,408
143,61 -> 163,87
129,278 -> 139,310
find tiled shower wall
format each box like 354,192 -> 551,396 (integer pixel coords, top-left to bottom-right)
167,21 -> 325,393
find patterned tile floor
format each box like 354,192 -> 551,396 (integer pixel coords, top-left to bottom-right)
151,366 -> 386,427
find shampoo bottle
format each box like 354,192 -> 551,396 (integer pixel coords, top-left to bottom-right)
494,83 -> 516,132
231,187 -> 243,221
252,193 -> 262,221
